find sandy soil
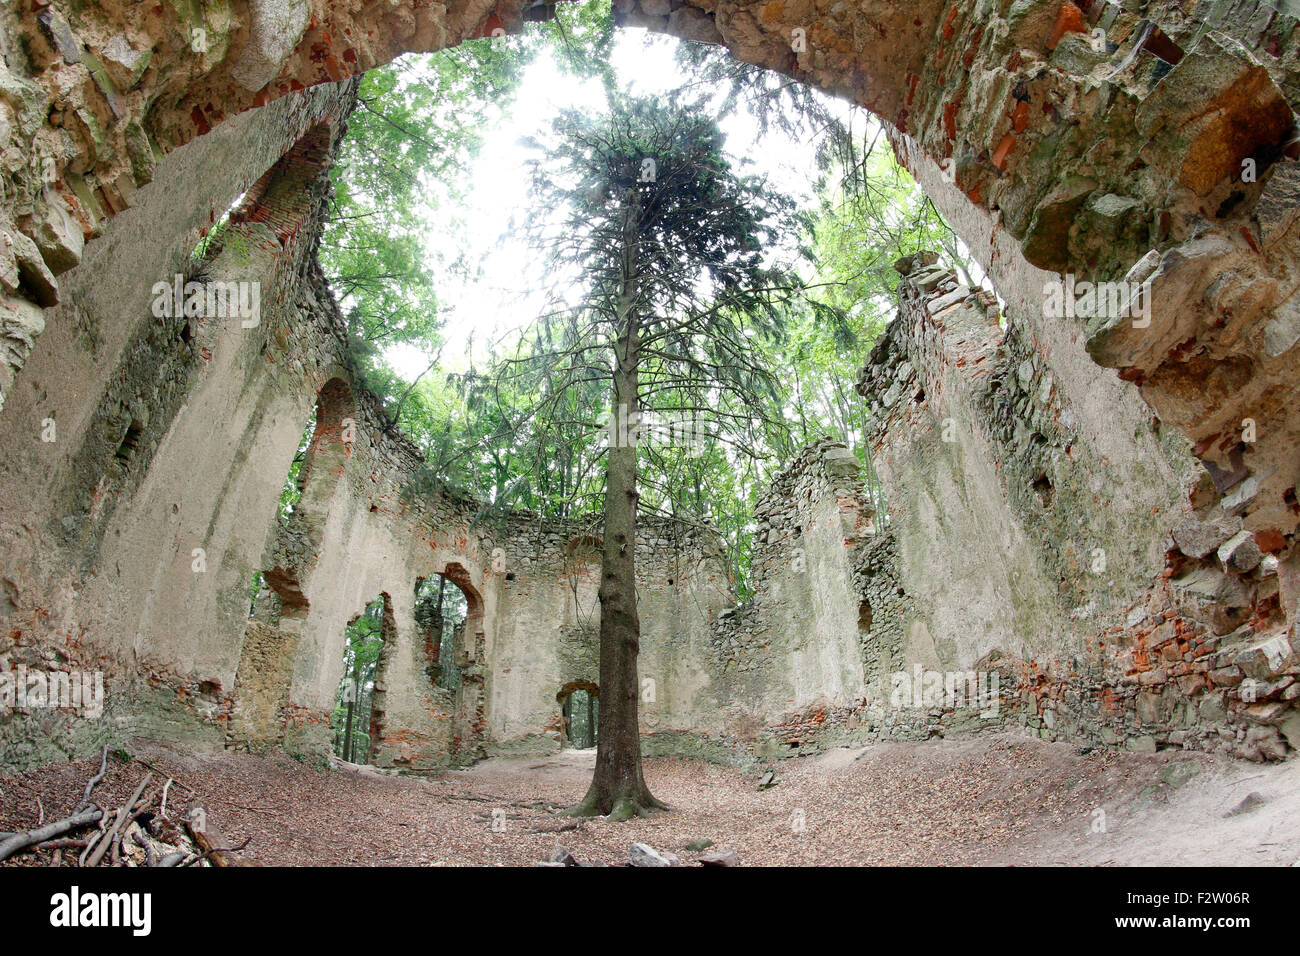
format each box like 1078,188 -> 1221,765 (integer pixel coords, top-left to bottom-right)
2,734 -> 1296,866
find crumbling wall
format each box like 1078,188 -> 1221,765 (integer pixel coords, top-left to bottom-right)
0,80 -> 359,767
5,0 -> 1297,559
853,255 -> 1300,759
485,513 -> 732,756
709,442 -> 873,717
2,0 -> 1298,772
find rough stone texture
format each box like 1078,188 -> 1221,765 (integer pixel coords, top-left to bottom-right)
847,253 -> 1299,760
0,1 -> 1294,544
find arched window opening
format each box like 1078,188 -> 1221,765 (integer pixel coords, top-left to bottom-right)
415,574 -> 469,692
278,409 -> 315,519
257,378 -> 354,619
331,595 -> 389,763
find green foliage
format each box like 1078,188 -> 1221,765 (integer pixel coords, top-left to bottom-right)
318,0 -> 617,406
319,23 -> 978,593
329,598 -> 388,761
464,95 -> 847,599
319,42 -> 525,390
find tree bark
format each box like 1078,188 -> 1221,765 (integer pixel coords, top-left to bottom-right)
342,647 -> 359,761
569,185 -> 666,821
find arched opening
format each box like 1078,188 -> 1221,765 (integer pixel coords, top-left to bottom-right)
330,594 -> 393,763
397,562 -> 489,764
414,573 -> 469,692
260,376 -> 355,617
557,680 -> 600,750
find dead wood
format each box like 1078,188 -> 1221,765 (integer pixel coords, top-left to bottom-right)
84,773 -> 151,867
75,744 -> 110,813
0,808 -> 104,862
184,807 -> 245,867
183,836 -> 252,867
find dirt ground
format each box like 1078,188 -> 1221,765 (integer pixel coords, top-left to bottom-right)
2,733 -> 1297,866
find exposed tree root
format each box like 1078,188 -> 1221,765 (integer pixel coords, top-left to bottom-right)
565,788 -> 669,822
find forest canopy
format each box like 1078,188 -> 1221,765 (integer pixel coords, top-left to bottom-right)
314,0 -> 975,596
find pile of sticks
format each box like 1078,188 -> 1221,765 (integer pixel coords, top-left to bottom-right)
0,747 -> 248,867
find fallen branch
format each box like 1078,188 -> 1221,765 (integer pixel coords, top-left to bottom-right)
183,836 -> 252,867
132,829 -> 156,868
36,837 -> 90,852
84,773 -> 151,868
0,808 -> 104,862
77,813 -> 109,867
75,744 -> 110,813
184,807 -> 245,867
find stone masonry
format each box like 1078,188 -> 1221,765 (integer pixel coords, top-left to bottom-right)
0,1 -> 1297,771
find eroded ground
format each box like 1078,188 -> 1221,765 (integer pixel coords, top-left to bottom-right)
2,734 -> 1297,866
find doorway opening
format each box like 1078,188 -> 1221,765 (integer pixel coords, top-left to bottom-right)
331,594 -> 390,762
558,680 -> 599,750
415,574 -> 469,692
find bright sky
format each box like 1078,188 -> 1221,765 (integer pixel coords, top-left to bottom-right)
384,28 -> 854,381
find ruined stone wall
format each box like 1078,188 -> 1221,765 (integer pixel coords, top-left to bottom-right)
852,256 -> 1300,760
2,0 -> 1299,772
709,442 -> 873,711
0,79 -> 360,767
487,514 -> 733,755
6,0 -> 1298,544
0,47 -> 740,768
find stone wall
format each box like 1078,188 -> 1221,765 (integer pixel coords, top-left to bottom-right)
4,0 -> 1299,547
850,254 -> 1300,760
0,89 -> 744,770
0,78 -> 361,767
1,0 -> 1298,772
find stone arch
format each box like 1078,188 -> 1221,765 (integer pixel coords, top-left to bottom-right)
228,374 -> 356,749
439,561 -> 485,618
366,562 -> 490,768
557,679 -> 600,749
260,376 -> 355,615
557,678 -> 600,701
0,0 -> 1297,772
438,561 -> 489,761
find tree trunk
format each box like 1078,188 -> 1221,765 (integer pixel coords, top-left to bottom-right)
341,649 -> 359,761
569,186 -> 666,820
430,576 -> 445,675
